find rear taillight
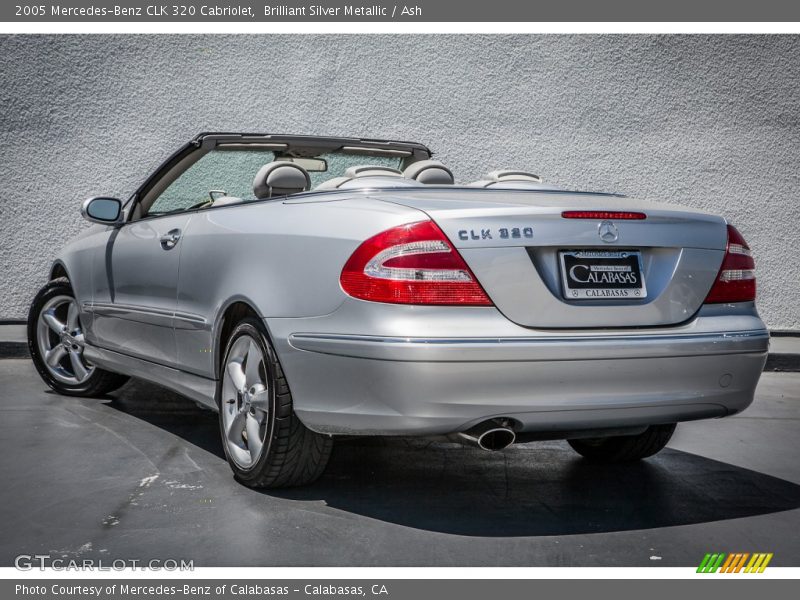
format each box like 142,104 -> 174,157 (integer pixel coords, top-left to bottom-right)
704,224 -> 756,304
340,220 -> 493,305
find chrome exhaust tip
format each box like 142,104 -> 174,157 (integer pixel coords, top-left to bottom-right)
457,420 -> 516,451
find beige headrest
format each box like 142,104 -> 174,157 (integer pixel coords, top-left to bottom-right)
253,162 -> 311,198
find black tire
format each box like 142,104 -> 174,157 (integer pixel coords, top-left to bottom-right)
27,277 -> 129,397
567,423 -> 677,463
218,317 -> 333,488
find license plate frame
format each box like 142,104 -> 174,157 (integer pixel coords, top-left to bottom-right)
559,250 -> 647,300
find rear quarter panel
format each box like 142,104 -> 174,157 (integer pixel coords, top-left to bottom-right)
174,195 -> 426,377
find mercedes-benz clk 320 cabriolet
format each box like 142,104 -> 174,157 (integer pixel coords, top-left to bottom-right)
28,132 -> 769,488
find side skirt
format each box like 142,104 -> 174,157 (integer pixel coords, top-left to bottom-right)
83,344 -> 218,410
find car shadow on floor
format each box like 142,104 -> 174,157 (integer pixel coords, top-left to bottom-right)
110,378 -> 800,537
105,379 -> 226,460
270,437 -> 800,536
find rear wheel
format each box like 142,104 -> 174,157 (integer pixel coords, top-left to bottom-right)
27,278 -> 129,396
567,423 -> 676,462
218,318 -> 332,488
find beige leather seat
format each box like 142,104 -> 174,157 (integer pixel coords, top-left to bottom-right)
253,161 -> 311,199
469,169 -> 542,187
403,160 -> 454,184
344,165 -> 403,178
468,169 -> 564,190
316,165 -> 420,190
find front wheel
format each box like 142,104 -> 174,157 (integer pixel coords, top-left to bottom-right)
567,423 -> 676,463
218,318 -> 333,488
27,277 -> 129,396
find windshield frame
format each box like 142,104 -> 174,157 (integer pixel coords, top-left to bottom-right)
126,132 -> 432,222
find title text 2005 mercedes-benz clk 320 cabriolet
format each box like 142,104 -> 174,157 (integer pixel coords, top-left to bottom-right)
28,133 -> 769,488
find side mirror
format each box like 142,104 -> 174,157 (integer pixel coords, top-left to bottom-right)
81,197 -> 123,225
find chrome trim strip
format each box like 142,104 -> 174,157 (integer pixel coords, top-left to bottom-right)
83,302 -> 209,330
173,311 -> 210,331
83,302 -> 173,328
288,329 -> 770,363
291,329 -> 770,346
85,301 -> 172,317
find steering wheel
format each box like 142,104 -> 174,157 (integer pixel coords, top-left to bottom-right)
186,190 -> 228,211
186,199 -> 213,210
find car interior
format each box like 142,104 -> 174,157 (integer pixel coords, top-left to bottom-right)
134,134 -> 557,220
243,160 -> 550,199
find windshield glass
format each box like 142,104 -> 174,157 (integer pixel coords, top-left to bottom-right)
147,147 -> 404,216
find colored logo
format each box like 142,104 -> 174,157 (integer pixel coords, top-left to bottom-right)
697,552 -> 773,573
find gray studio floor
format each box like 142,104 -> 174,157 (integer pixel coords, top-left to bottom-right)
0,357 -> 798,567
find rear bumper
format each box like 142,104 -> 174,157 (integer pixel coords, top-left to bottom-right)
266,303 -> 769,436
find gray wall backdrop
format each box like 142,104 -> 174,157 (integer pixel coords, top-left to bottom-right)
1,35 -> 798,329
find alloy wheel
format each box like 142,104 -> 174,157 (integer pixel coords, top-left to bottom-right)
36,295 -> 94,385
221,335 -> 270,468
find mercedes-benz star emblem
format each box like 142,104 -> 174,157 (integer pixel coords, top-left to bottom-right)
598,220 -> 619,243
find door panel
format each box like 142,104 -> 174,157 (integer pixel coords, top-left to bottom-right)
90,214 -> 193,367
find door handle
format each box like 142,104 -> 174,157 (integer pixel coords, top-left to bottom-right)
160,229 -> 182,250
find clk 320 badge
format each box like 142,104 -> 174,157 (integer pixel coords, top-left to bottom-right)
457,227 -> 534,241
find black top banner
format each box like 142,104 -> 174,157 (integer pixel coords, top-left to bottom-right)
4,0 -> 800,22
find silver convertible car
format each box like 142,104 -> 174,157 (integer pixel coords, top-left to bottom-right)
28,132 -> 769,488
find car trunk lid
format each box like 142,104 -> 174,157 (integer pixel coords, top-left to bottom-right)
374,189 -> 727,328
